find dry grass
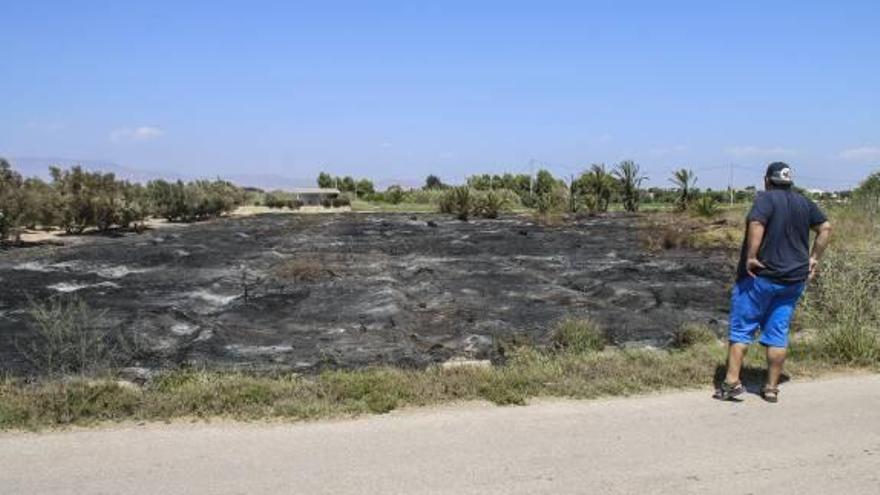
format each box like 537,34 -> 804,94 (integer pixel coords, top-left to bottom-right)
640,208 -> 743,251
800,203 -> 880,364
2,338 -> 863,431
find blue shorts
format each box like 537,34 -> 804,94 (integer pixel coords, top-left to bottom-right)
728,276 -> 806,348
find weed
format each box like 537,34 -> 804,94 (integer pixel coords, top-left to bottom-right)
671,323 -> 719,349
15,297 -> 130,377
691,196 -> 721,218
551,317 -> 607,354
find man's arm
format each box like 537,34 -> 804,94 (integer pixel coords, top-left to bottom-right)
745,220 -> 766,277
808,221 -> 832,281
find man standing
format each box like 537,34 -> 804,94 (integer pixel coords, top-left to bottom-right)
716,162 -> 832,402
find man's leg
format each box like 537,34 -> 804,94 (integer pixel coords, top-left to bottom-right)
725,343 -> 749,385
725,278 -> 762,387
765,346 -> 787,389
758,282 -> 806,395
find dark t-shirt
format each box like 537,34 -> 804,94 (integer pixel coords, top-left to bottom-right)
736,189 -> 828,284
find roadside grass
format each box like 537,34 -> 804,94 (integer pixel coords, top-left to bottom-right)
0,332 -> 869,431
800,203 -> 880,364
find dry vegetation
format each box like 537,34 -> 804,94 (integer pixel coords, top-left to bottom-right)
640,206 -> 744,251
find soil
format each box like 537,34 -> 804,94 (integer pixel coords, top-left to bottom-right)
0,213 -> 734,374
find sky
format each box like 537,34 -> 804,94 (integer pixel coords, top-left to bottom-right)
2,1 -> 879,190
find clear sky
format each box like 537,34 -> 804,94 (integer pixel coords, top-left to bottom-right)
2,1 -> 878,189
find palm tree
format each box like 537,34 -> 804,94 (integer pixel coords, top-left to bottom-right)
578,164 -> 616,212
670,168 -> 697,211
613,160 -> 647,212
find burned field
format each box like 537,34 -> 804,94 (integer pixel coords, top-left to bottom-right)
0,213 -> 733,375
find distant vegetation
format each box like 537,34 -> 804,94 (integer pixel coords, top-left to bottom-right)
1,157 -> 866,241
0,159 -> 246,241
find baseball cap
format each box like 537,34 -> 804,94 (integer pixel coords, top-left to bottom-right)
765,162 -> 793,186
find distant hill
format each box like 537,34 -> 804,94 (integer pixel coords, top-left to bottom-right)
7,157 -> 188,183
6,156 -> 424,191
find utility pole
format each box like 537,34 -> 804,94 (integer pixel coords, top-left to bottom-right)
569,173 -> 576,213
728,163 -> 734,206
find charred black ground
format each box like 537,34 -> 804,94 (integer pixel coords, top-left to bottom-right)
0,213 -> 733,374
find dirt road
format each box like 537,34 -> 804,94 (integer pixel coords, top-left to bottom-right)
2,374 -> 878,494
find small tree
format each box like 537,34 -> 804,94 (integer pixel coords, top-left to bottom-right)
854,171 -> 880,211
424,174 -> 444,190
385,185 -> 405,204
355,178 -> 375,197
613,160 -> 647,212
0,158 -> 25,241
317,172 -> 334,189
575,164 -> 615,212
670,168 -> 697,211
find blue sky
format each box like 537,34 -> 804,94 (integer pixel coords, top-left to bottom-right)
2,1 -> 878,189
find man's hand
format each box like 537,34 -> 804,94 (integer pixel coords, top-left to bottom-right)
808,256 -> 819,282
746,257 -> 765,278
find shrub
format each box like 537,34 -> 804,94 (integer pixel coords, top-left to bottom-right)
535,184 -> 568,215
263,192 -> 289,209
385,186 -> 405,205
440,186 -> 473,221
331,196 -> 351,208
15,297 -> 131,377
473,190 -> 510,219
801,247 -> 880,364
551,317 -> 607,354
671,323 -> 718,349
691,195 -> 721,218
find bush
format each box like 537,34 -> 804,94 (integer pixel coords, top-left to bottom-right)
473,190 -> 511,219
671,323 -> 718,348
263,192 -> 289,209
384,186 -> 405,205
801,248 -> 880,364
535,184 -> 569,215
691,195 -> 721,218
551,317 -> 607,354
15,297 -> 132,377
440,187 -> 473,221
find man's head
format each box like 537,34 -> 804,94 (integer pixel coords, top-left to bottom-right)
764,162 -> 794,190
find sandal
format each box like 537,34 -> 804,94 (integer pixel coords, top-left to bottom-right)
761,386 -> 779,403
713,381 -> 745,401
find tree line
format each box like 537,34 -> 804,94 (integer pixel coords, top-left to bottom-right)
0,159 -> 246,242
321,161 -> 741,215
